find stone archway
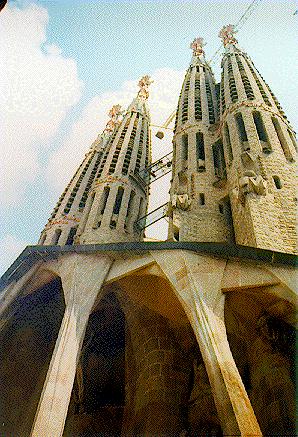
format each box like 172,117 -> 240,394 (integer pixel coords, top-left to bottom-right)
0,276 -> 65,436
113,272 -> 223,436
63,290 -> 126,437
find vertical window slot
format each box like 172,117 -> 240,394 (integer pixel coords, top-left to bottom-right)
113,187 -> 124,215
235,113 -> 249,150
52,229 -> 62,245
224,123 -> 233,163
273,175 -> 282,189
253,112 -> 271,153
181,134 -> 188,161
196,132 -> 205,171
272,117 -> 293,161
199,193 -> 205,205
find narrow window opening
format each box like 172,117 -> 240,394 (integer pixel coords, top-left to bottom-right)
65,227 -> 77,246
135,197 -> 145,233
272,117 -> 293,161
124,190 -> 135,229
219,204 -> 224,214
181,134 -> 188,161
100,187 -> 110,215
273,175 -> 282,189
235,113 -> 249,150
199,193 -> 205,205
212,140 -> 226,181
224,123 -> 233,163
253,112 -> 271,153
113,187 -> 124,215
196,132 -> 205,171
52,229 -> 62,245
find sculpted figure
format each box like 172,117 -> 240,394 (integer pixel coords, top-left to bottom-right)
171,170 -> 192,210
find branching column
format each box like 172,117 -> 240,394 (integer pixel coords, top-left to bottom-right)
31,254 -> 113,437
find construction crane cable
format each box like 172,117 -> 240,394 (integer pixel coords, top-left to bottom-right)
208,0 -> 262,65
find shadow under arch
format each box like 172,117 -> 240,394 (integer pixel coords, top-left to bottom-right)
0,275 -> 65,436
224,287 -> 296,436
64,271 -> 224,437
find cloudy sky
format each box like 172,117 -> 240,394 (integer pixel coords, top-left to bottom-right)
0,0 -> 297,274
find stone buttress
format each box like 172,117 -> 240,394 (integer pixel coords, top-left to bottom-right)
168,38 -> 234,243
219,25 -> 297,253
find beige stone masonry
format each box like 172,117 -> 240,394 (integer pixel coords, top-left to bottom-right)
151,250 -> 262,436
30,253 -> 113,437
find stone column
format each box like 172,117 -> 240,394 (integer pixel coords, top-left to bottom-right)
31,253 -> 112,437
151,250 -> 262,436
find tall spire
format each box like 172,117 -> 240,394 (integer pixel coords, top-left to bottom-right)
168,39 -> 233,243
78,76 -> 153,245
38,105 -> 121,246
218,26 -> 297,253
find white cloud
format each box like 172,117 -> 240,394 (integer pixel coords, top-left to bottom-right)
0,3 -> 83,206
46,67 -> 185,192
0,234 -> 29,274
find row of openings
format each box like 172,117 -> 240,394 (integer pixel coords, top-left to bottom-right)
122,117 -> 139,175
49,156 -> 87,220
40,226 -> 78,246
194,73 -> 202,121
227,57 -> 239,103
220,70 -> 226,114
78,152 -> 103,210
181,132 -> 205,172
250,59 -> 288,121
246,59 -> 271,107
109,119 -> 130,175
96,128 -> 119,180
181,76 -> 191,124
235,111 -> 295,160
94,186 -> 144,232
235,54 -> 255,100
205,78 -> 215,124
63,153 -> 95,214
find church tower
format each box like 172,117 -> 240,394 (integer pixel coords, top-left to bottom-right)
78,75 -> 152,244
0,27 -> 297,437
219,25 -> 297,253
168,38 -> 234,243
38,104 -> 122,246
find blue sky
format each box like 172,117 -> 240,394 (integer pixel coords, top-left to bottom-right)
1,0 -> 297,273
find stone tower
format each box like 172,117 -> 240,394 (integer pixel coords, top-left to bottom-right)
218,25 -> 297,253
0,29 -> 297,437
78,75 -> 152,244
168,37 -> 234,243
38,104 -> 122,247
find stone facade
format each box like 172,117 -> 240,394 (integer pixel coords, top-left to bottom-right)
0,27 -> 297,437
168,31 -> 297,254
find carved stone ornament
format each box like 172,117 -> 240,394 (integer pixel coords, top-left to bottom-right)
171,193 -> 192,210
219,24 -> 238,47
137,75 -> 154,100
232,170 -> 267,205
190,37 -> 206,56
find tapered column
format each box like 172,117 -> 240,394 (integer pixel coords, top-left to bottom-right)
151,250 -> 262,436
31,254 -> 112,437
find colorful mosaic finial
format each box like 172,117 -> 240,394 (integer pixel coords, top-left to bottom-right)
219,24 -> 238,47
190,37 -> 206,56
137,75 -> 154,100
